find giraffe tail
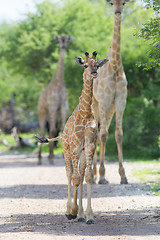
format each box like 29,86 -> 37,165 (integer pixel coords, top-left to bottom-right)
34,135 -> 62,143
47,136 -> 62,142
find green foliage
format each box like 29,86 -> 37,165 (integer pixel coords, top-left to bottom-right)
124,95 -> 160,158
105,95 -> 160,159
144,0 -> 160,13
135,0 -> 160,69
152,184 -> 160,196
132,159 -> 160,195
158,136 -> 160,149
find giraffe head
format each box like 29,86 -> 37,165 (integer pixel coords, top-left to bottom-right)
106,0 -> 129,14
75,52 -> 108,78
53,35 -> 73,50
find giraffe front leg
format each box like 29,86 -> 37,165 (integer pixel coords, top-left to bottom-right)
78,150 -> 86,222
85,137 -> 97,224
65,171 -> 73,219
85,159 -> 94,224
71,154 -> 80,219
71,175 -> 80,219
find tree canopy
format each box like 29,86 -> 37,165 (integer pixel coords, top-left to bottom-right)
135,0 -> 160,69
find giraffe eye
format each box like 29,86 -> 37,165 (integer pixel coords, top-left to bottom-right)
84,64 -> 88,69
110,2 -> 113,5
122,2 -> 125,5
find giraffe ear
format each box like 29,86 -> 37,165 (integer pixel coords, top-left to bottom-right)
97,58 -> 109,68
67,36 -> 73,42
53,36 -> 59,42
75,56 -> 84,66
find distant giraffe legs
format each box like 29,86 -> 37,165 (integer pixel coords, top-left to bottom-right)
38,109 -> 46,165
48,130 -> 56,164
48,111 -> 57,164
115,99 -> 128,184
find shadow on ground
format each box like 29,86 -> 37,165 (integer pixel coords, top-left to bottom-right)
0,182 -> 150,199
0,153 -> 65,168
0,209 -> 160,236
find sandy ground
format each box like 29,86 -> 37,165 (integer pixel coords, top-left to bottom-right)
0,152 -> 160,240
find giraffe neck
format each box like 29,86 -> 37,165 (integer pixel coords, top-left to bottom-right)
79,72 -> 94,118
52,48 -> 66,87
110,13 -> 121,65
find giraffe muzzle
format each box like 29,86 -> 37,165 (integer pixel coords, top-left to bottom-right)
115,10 -> 121,15
91,72 -> 98,77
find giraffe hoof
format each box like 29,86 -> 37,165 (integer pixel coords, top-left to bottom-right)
86,219 -> 94,224
78,217 -> 85,222
65,214 -> 77,220
48,158 -> 54,165
98,179 -> 109,184
120,177 -> 128,184
92,179 -> 97,184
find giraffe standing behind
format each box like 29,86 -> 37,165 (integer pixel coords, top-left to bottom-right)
38,35 -> 72,165
35,52 -> 108,224
92,0 -> 129,184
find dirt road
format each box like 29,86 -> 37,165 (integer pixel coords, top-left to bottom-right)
0,153 -> 160,240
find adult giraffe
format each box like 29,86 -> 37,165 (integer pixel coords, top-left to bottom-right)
92,0 -> 129,184
38,35 -> 72,165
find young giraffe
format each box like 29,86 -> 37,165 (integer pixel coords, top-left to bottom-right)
35,52 -> 108,224
37,35 -> 72,165
92,0 -> 129,184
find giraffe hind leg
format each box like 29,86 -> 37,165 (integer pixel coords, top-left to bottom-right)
98,129 -> 108,184
115,102 -> 128,184
98,104 -> 115,184
63,144 -> 76,220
